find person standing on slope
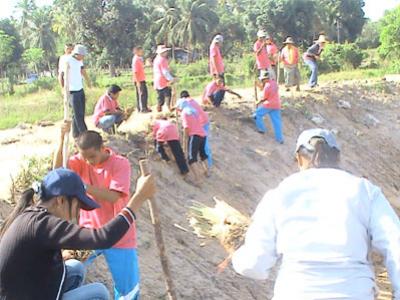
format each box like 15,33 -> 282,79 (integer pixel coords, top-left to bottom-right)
228,129 -> 400,300
303,34 -> 327,88
280,36 -> 301,92
253,30 -> 273,77
153,45 -> 175,112
209,34 -> 225,82
132,46 -> 151,113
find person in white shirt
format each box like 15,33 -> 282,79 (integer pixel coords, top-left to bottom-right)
57,43 -> 73,83
229,128 -> 400,300
60,44 -> 92,138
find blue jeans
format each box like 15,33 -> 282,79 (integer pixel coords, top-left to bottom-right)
85,248 -> 140,300
253,107 -> 284,143
97,114 -> 123,130
62,259 -> 109,300
304,59 -> 318,87
203,122 -> 213,167
210,90 -> 225,107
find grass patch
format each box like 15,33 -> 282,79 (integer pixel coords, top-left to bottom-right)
318,68 -> 386,82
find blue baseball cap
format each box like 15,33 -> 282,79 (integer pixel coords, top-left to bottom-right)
39,168 -> 100,211
295,128 -> 340,153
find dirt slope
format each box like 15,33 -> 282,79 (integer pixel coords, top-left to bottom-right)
0,79 -> 399,299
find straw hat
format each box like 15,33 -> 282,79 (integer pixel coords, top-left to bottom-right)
257,30 -> 268,38
156,45 -> 171,54
283,37 -> 295,44
315,35 -> 328,43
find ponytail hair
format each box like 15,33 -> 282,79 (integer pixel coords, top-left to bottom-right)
298,137 -> 340,169
0,188 -> 35,238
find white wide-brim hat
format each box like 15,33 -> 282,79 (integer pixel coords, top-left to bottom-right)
156,45 -> 171,54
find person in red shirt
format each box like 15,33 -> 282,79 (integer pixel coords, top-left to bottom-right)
280,36 -> 301,92
202,75 -> 242,107
176,92 -> 209,180
54,128 -> 141,300
153,45 -> 175,112
93,85 -> 126,133
253,71 -> 284,144
209,34 -> 225,81
253,30 -> 273,77
132,46 -> 151,113
152,114 -> 189,176
266,35 -> 279,80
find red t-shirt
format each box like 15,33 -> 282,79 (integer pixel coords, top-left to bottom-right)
202,81 -> 225,103
262,80 -> 281,110
209,43 -> 224,75
267,42 -> 278,65
93,94 -> 120,126
254,40 -> 271,70
153,55 -> 170,90
187,98 -> 209,126
152,119 -> 180,142
132,55 -> 146,82
181,111 -> 206,137
68,149 -> 136,249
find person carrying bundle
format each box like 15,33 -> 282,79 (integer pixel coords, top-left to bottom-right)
280,36 -> 301,92
225,128 -> 400,300
176,98 -> 209,181
93,84 -> 126,134
253,71 -> 284,144
202,75 -> 242,108
178,91 -> 213,167
54,126 -> 142,300
152,114 -> 189,176
0,168 -> 155,300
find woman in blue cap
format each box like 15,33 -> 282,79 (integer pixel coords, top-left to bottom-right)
0,168 -> 155,300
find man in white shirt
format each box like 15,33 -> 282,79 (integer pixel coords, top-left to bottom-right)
230,128 -> 400,300
58,43 -> 73,83
60,44 -> 92,138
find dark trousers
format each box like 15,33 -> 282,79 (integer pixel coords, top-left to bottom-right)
156,140 -> 189,174
156,87 -> 172,111
210,90 -> 226,107
70,89 -> 87,138
135,81 -> 148,112
188,135 -> 208,165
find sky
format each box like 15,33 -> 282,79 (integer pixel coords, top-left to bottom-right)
0,0 -> 399,21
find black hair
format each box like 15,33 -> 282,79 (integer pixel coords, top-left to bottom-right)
297,137 -> 340,169
108,84 -> 122,95
77,130 -> 104,150
180,90 -> 190,98
133,46 -> 143,52
0,189 -> 35,237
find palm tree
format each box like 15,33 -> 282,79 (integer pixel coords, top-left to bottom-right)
153,1 -> 180,46
15,0 -> 37,47
26,7 -> 56,55
171,0 -> 219,60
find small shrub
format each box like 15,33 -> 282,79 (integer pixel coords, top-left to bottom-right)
319,43 -> 365,73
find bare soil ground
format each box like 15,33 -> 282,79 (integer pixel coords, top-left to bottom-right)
0,79 -> 399,299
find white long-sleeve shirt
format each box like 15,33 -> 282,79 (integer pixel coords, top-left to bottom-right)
232,168 -> 400,300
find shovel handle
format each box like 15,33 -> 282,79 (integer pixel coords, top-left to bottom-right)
139,159 -> 151,176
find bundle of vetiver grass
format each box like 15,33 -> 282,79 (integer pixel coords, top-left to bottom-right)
188,197 -> 251,251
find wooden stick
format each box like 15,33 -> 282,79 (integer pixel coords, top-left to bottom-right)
139,159 -> 178,300
62,62 -> 70,168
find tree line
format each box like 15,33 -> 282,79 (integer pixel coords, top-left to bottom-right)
0,0 -> 399,89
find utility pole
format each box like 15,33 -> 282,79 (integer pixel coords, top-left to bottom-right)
336,13 -> 342,44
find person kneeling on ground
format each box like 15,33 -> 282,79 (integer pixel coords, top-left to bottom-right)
0,168 -> 155,300
54,126 -> 141,300
152,113 -> 189,177
226,129 -> 400,299
178,91 -> 213,168
176,99 -> 209,181
93,84 -> 126,134
253,70 -> 284,144
202,75 -> 242,108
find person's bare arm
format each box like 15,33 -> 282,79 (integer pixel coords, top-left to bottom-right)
53,121 -> 71,169
226,89 -> 242,99
58,72 -> 64,89
85,185 -> 122,204
81,68 -> 92,88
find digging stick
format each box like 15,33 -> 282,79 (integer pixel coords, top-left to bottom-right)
62,62 -> 70,168
139,159 -> 177,300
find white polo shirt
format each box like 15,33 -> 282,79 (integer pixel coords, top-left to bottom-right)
64,55 -> 84,92
232,168 -> 400,300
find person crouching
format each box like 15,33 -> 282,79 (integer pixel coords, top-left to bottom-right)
152,114 -> 189,177
176,99 -> 209,181
254,71 -> 284,144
